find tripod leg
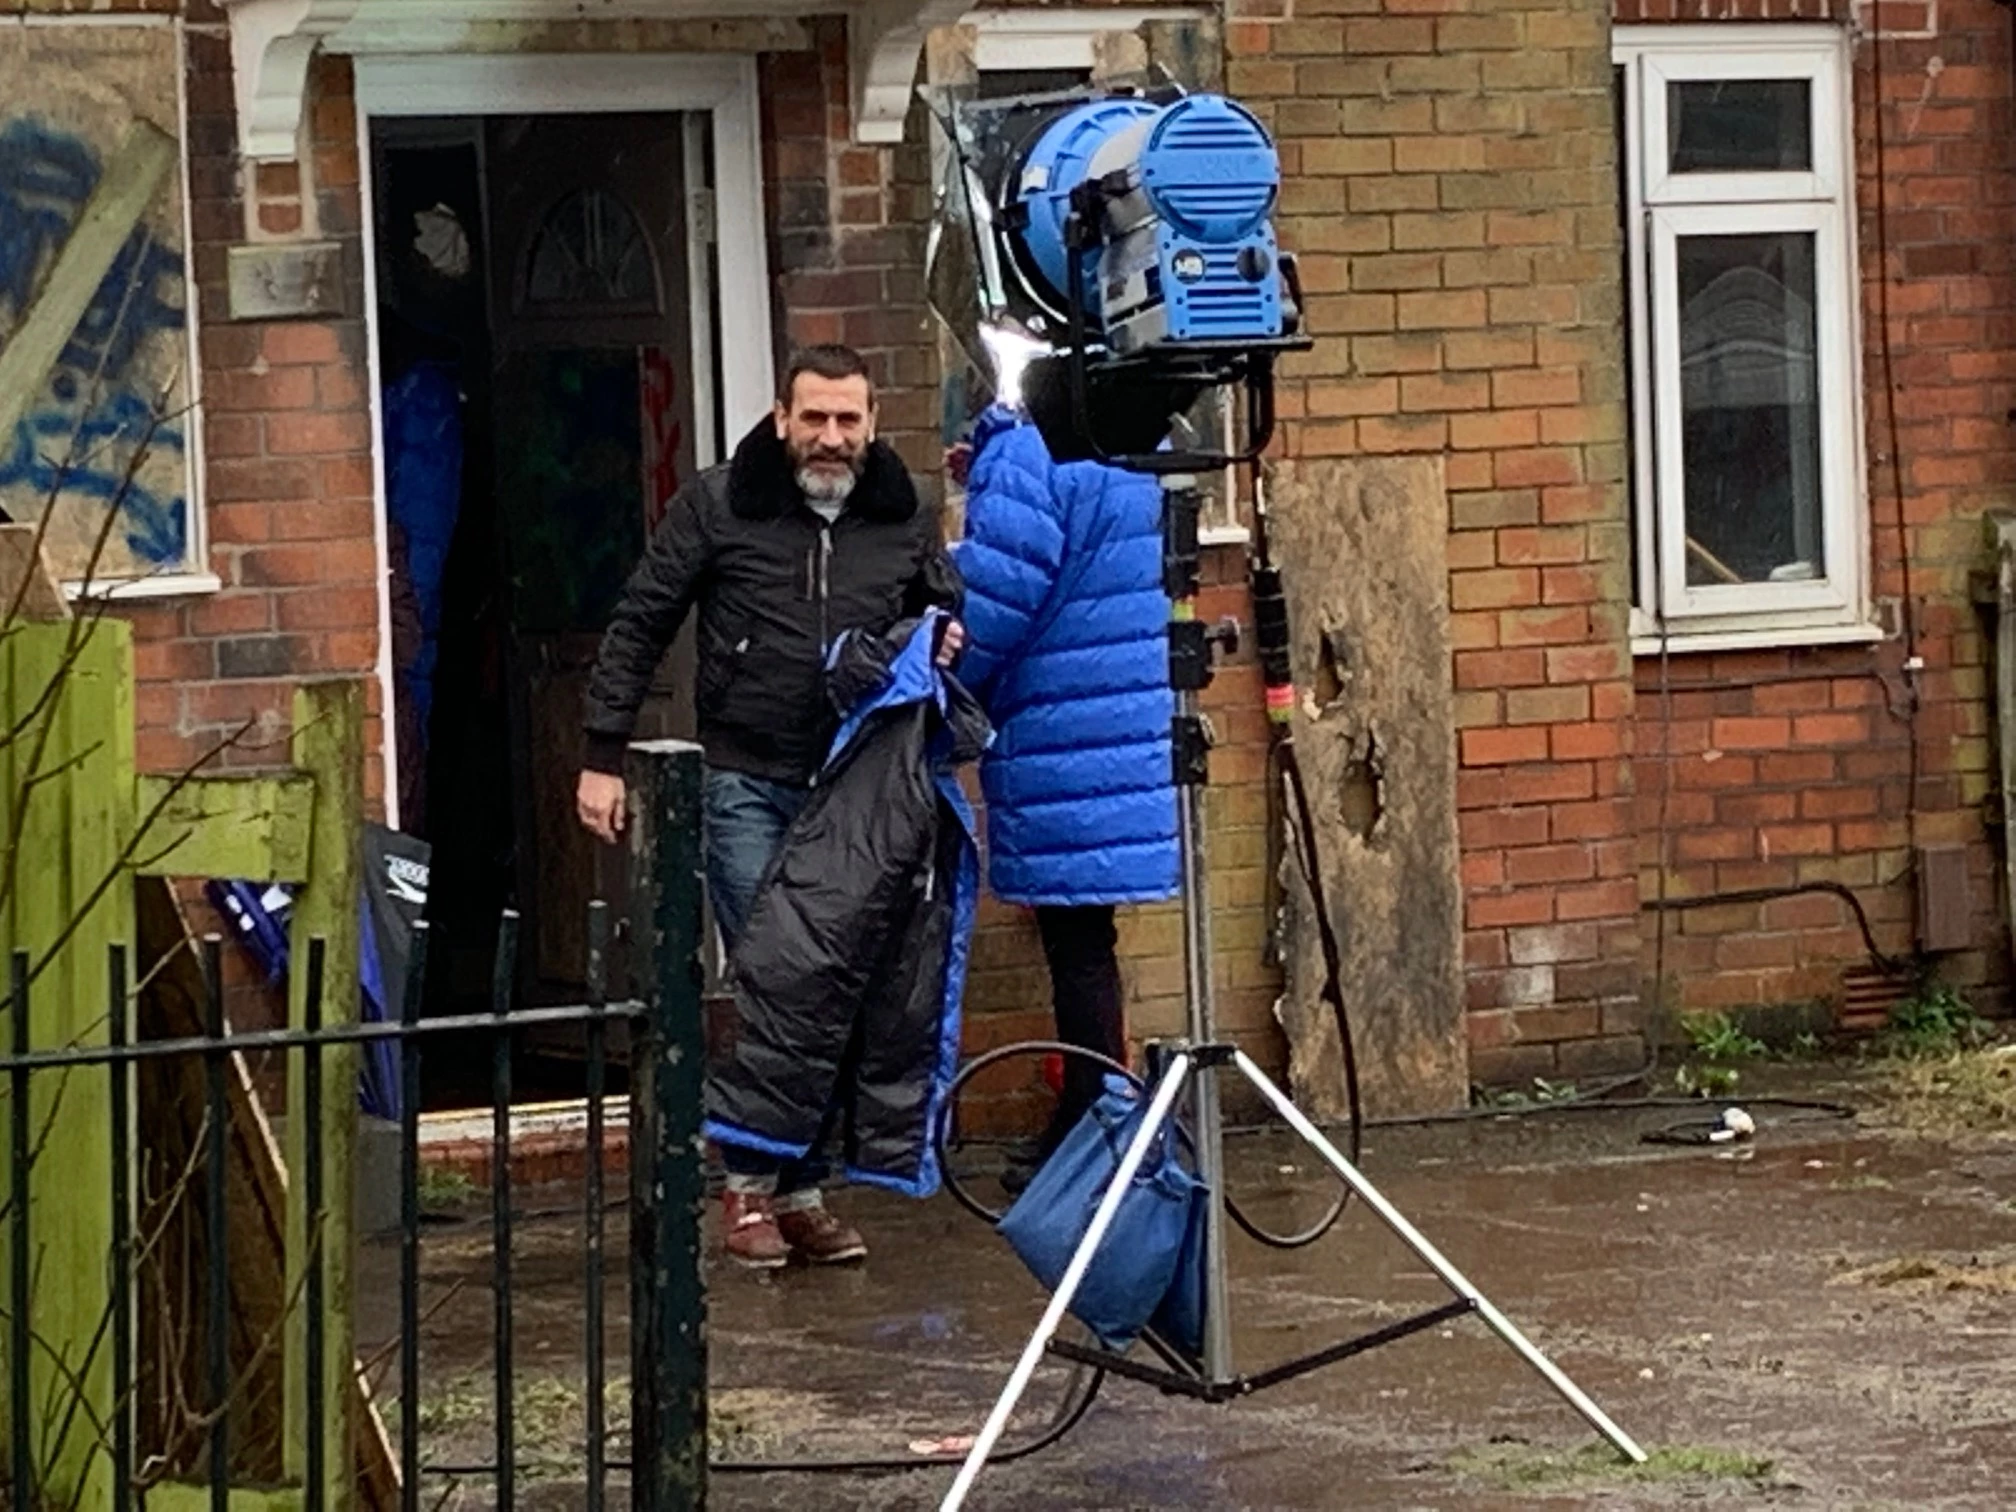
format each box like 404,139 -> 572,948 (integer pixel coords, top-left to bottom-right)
940,1055 -> 1194,1512
1229,1050 -> 1648,1465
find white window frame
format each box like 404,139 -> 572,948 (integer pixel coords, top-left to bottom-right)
1616,26 -> 1873,652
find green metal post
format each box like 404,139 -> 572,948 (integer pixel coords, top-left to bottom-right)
624,740 -> 707,1512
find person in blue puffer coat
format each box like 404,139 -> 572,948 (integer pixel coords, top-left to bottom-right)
950,403 -> 1180,1176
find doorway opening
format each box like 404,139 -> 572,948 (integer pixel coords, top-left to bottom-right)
368,111 -> 720,1109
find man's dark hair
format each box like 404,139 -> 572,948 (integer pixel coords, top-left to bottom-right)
780,344 -> 876,407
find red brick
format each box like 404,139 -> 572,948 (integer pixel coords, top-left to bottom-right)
1715,933 -> 1798,970
1462,852 -> 1505,889
1709,716 -> 1790,750
1498,607 -> 1590,647
1551,722 -> 1624,760
1460,806 -> 1552,848
206,459 -> 318,504
1792,712 -> 1871,746
1546,644 -> 1627,683
1758,751 -> 1836,785
1677,830 -> 1755,863
1505,844 -> 1596,885
1751,680 -> 1834,715
1760,824 -> 1835,857
240,540 -> 377,587
1461,727 -> 1549,766
1455,649 -> 1544,689
271,498 -> 375,542
319,456 -> 376,500
1450,567 -> 1540,612
1498,526 -> 1587,567
1503,763 -> 1596,805
1801,785 -> 1881,819
276,585 -> 379,631
206,366 -> 318,412
1449,409 -> 1538,451
188,592 -> 275,636
1550,799 -> 1629,841
265,411 -> 371,456
1468,890 -> 1556,929
1539,485 -> 1615,524
1554,879 -> 1638,922
1494,446 -> 1586,488
261,323 -> 346,366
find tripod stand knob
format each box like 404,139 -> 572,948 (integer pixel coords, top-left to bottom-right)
1208,618 -> 1241,658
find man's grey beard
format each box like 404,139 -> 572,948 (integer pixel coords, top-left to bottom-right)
796,465 -> 859,505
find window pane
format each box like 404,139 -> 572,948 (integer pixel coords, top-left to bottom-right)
1675,231 -> 1823,587
1669,79 -> 1811,173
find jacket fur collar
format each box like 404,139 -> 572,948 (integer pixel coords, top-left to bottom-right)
726,416 -> 920,524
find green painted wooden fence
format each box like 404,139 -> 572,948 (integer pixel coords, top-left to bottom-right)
2,611 -> 371,1511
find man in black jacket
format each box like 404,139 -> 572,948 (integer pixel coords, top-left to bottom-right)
578,344 -> 962,1268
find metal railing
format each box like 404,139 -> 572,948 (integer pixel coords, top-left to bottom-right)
2,740 -> 708,1512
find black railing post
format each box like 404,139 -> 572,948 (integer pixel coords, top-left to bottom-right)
624,741 -> 708,1512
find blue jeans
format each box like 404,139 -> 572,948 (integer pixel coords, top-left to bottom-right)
704,767 -> 830,1195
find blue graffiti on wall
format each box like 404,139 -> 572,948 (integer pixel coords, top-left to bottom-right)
0,118 -> 189,566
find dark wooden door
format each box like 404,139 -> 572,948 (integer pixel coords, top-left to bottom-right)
484,112 -> 701,998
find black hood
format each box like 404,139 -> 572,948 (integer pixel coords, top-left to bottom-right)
726,416 -> 921,524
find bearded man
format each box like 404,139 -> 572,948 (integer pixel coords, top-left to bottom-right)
577,343 -> 963,1267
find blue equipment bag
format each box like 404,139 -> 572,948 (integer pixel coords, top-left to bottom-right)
997,1075 -> 1206,1352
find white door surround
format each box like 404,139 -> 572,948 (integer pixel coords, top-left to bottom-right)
352,52 -> 772,828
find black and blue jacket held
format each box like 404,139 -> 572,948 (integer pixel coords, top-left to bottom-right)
702,612 -> 990,1197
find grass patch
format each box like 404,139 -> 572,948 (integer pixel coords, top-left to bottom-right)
1880,986 -> 1993,1060
416,1164 -> 478,1215
1669,1012 -> 1769,1098
1473,1077 -> 1580,1109
1449,1441 -> 1775,1493
1833,1254 -> 2016,1296
1680,1013 -> 1768,1063
1880,1047 -> 2016,1138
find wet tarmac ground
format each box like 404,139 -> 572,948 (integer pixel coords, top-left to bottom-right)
361,1072 -> 2016,1509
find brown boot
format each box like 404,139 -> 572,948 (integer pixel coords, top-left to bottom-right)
721,1190 -> 789,1269
776,1195 -> 868,1264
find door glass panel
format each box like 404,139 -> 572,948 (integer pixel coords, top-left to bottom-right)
1669,79 -> 1811,173
1675,230 -> 1824,586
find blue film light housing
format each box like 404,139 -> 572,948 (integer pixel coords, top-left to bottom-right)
1011,93 -> 1286,354
930,80 -> 1307,469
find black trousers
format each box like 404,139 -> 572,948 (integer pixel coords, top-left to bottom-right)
1034,905 -> 1127,1154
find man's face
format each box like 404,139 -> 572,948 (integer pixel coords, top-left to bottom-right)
776,372 -> 875,503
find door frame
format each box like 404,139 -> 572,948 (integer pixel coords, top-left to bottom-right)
353,52 -> 773,827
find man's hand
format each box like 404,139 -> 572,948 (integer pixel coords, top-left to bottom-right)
936,619 -> 966,667
577,770 -> 627,844
944,442 -> 974,487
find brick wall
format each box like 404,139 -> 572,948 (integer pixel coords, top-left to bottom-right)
1628,1 -> 2016,1020
1229,0 -> 1645,1083
70,0 -> 2012,1080
761,20 -> 940,471
123,38 -> 383,821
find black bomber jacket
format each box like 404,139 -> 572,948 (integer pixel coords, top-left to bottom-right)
581,417 -> 962,785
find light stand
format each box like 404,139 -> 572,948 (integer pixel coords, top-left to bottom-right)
940,476 -> 1647,1512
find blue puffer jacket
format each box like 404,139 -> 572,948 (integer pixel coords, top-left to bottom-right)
952,407 -> 1179,906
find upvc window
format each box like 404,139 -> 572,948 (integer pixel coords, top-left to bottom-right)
1615,27 -> 1869,650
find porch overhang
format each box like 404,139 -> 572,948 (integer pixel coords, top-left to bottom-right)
221,0 -> 965,160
